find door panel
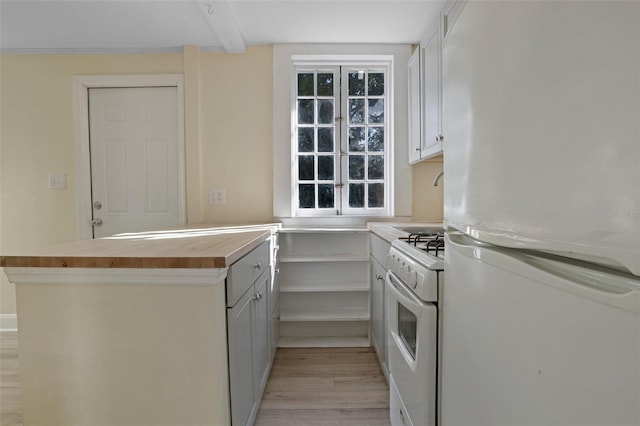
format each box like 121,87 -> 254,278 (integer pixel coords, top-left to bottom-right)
89,87 -> 181,238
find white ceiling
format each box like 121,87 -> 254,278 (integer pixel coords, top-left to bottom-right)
0,0 -> 445,53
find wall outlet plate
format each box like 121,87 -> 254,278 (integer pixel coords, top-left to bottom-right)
48,173 -> 66,190
209,189 -> 226,205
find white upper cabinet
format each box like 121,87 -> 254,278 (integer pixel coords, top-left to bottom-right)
420,23 -> 443,159
408,18 -> 443,164
408,47 -> 422,164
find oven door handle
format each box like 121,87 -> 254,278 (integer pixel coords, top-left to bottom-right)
387,271 -> 423,318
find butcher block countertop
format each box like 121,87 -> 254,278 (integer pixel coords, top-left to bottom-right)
0,224 -> 278,269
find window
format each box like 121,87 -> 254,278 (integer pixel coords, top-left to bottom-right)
293,60 -> 392,216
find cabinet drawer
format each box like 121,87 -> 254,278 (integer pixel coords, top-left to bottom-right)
227,241 -> 270,306
370,233 -> 391,266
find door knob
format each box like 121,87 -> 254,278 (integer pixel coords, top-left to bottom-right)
92,218 -> 103,226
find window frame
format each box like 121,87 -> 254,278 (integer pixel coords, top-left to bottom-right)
291,56 -> 394,217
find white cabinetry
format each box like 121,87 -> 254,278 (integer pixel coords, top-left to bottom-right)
408,47 -> 422,164
409,19 -> 444,163
278,228 -> 370,347
370,233 -> 390,377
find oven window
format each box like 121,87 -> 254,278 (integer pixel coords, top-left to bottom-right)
398,303 -> 417,360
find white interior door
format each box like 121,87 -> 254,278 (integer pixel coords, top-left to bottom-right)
89,87 -> 182,238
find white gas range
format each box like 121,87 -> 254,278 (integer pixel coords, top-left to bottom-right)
386,229 -> 445,426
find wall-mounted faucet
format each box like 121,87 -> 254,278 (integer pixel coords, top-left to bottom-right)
433,170 -> 444,187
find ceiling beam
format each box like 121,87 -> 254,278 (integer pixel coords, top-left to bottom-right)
197,1 -> 246,53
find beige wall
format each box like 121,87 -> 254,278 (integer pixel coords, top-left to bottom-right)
412,159 -> 444,222
0,47 -> 274,315
200,48 -> 273,223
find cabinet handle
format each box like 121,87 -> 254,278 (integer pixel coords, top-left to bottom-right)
254,292 -> 263,302
252,262 -> 262,269
415,147 -> 421,151
435,134 -> 444,142
376,274 -> 384,280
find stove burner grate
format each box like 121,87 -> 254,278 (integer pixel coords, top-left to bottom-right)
401,232 -> 446,257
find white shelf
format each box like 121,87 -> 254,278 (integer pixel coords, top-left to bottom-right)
280,310 -> 369,322
280,281 -> 369,293
279,254 -> 370,263
278,336 -> 370,348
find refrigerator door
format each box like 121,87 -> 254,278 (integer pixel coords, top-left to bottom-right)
442,1 -> 640,275
442,233 -> 640,426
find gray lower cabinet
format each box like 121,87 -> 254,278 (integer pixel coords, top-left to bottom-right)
227,240 -> 272,426
228,283 -> 256,426
252,272 -> 270,400
370,233 -> 390,377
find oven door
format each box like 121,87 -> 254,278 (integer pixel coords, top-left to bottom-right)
386,271 -> 437,426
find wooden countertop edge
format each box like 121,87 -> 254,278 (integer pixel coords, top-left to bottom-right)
0,229 -> 272,269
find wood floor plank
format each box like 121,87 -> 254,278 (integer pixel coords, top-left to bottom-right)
254,408 -> 391,426
275,347 -> 375,356
334,375 -> 388,392
260,390 -> 389,410
273,353 -> 379,367
265,376 -> 335,392
270,363 -> 383,377
0,331 -> 22,426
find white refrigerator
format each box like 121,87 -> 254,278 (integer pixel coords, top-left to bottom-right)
441,1 -> 640,425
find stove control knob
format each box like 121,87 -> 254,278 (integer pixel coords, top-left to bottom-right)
406,271 -> 417,289
386,254 -> 395,269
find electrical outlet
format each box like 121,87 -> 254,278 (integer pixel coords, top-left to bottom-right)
48,173 -> 66,190
209,189 -> 226,205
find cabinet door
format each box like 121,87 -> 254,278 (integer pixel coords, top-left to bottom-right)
252,270 -> 271,400
370,256 -> 387,370
227,286 -> 256,426
421,24 -> 443,159
408,47 -> 422,164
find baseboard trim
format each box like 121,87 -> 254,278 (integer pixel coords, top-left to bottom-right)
0,314 -> 17,331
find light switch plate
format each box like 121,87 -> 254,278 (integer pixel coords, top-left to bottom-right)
48,173 -> 66,190
209,189 -> 226,205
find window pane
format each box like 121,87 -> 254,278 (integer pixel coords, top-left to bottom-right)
349,127 -> 365,152
368,99 -> 384,124
368,155 -> 384,179
369,183 -> 384,208
298,156 -> 315,180
318,184 -> 334,208
368,127 -> 384,151
298,99 -> 314,124
299,184 -> 315,208
317,73 -> 334,96
349,99 -> 365,124
349,72 -> 365,96
349,183 -> 364,208
368,73 -> 385,96
349,155 -> 365,180
298,127 -> 314,152
318,128 -> 333,152
298,73 -> 314,96
318,156 -> 334,180
318,100 -> 334,124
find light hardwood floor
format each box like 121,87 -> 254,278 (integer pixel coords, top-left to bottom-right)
0,332 -> 21,426
0,333 -> 389,426
255,347 -> 391,426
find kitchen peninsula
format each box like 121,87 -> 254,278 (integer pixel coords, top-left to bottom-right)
1,224 -> 279,426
